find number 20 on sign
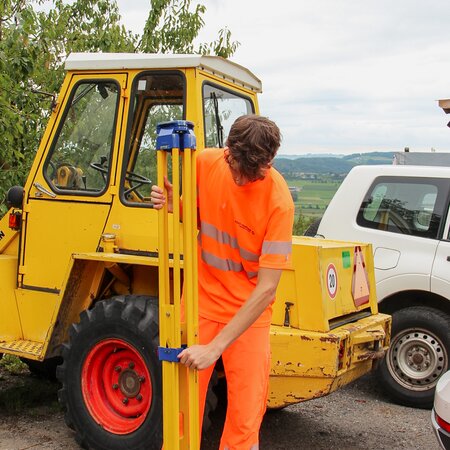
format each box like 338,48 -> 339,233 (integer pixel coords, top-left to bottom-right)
326,264 -> 338,299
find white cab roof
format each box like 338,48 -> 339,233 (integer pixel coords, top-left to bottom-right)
65,53 -> 262,92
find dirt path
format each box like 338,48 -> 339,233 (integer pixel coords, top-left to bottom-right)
0,366 -> 439,450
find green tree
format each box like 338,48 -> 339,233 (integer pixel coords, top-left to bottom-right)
0,0 -> 239,213
293,214 -> 316,236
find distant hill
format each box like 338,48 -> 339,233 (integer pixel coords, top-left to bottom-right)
277,153 -> 338,159
274,151 -> 394,174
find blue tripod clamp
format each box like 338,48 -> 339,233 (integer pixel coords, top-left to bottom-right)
156,120 -> 196,151
158,345 -> 187,362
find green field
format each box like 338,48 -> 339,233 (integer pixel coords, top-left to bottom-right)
284,176 -> 343,234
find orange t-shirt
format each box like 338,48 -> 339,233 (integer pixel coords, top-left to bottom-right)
197,148 -> 294,327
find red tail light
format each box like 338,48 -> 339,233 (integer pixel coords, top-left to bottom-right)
9,212 -> 22,231
436,412 -> 450,433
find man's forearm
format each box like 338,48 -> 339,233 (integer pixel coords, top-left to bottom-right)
177,269 -> 282,369
210,268 -> 281,353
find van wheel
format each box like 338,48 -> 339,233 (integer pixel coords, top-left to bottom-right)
378,306 -> 450,409
57,295 -> 162,450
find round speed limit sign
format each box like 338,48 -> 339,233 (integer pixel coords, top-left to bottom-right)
326,264 -> 338,299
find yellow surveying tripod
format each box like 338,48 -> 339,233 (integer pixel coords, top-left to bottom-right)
156,121 -> 199,449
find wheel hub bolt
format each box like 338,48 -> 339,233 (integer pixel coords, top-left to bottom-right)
129,362 -> 135,369
136,394 -> 143,401
122,397 -> 129,405
112,383 -> 119,390
139,376 -> 145,383
115,366 -> 122,373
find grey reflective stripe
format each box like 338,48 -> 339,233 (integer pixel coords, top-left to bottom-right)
200,222 -> 260,262
201,221 -> 237,247
201,249 -> 243,272
201,250 -> 258,279
239,246 -> 259,262
262,240 -> 292,255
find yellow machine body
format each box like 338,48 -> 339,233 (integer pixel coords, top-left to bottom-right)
0,54 -> 390,420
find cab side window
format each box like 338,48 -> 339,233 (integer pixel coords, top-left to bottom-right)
122,72 -> 184,205
203,84 -> 254,148
357,177 -> 448,239
44,81 -> 119,194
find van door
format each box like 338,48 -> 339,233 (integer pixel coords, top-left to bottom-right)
431,204 -> 450,298
355,177 -> 449,298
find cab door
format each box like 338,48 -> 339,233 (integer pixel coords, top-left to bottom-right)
19,74 -> 127,300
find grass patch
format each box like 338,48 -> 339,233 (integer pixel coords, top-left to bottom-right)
0,379 -> 60,414
0,355 -> 61,415
0,354 -> 28,375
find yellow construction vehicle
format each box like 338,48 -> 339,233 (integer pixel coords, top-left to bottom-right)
0,53 -> 391,450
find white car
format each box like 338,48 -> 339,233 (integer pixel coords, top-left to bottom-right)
306,163 -> 450,408
432,370 -> 450,449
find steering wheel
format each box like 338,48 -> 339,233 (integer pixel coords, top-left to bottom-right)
124,171 -> 152,196
90,156 -> 109,183
90,162 -> 108,174
90,156 -> 152,197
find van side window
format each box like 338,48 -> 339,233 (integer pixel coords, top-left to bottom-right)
203,84 -> 254,148
357,177 -> 448,239
44,81 -> 119,194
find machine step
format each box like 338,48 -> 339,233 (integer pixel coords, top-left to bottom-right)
0,340 -> 43,358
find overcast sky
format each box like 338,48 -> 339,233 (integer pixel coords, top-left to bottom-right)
116,0 -> 450,155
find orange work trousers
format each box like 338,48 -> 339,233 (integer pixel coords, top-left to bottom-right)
198,316 -> 271,450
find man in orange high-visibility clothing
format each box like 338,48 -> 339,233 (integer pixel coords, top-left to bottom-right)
151,115 -> 294,449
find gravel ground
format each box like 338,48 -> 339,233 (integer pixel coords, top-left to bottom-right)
0,367 -> 439,450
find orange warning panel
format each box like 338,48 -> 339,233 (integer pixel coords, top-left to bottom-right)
352,246 -> 370,307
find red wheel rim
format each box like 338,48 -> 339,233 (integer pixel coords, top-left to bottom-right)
82,338 -> 152,434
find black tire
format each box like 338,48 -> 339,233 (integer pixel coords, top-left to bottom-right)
57,295 -> 162,450
303,218 -> 321,237
377,306 -> 450,409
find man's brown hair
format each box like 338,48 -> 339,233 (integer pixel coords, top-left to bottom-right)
226,115 -> 281,181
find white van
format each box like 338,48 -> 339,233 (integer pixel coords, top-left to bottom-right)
306,164 -> 450,408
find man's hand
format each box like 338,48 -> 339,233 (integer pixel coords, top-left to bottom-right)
150,176 -> 173,212
178,343 -> 222,370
